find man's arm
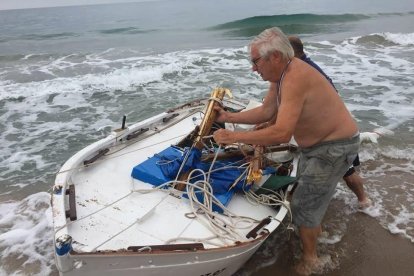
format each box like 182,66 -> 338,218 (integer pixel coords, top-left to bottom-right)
216,83 -> 278,125
214,75 -> 306,145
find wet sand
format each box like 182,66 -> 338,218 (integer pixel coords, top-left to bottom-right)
243,202 -> 414,276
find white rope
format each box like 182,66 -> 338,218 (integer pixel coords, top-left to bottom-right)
137,177 -> 260,244
208,97 -> 223,106
174,145 -> 196,182
206,144 -> 221,182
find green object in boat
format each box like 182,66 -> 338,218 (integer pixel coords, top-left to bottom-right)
255,175 -> 296,195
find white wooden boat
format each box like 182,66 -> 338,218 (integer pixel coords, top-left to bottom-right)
51,88 -> 298,276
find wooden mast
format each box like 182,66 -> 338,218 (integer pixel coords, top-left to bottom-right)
194,88 -> 232,147
175,87 -> 232,190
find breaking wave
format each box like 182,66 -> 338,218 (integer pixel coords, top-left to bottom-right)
208,13 -> 371,37
354,32 -> 414,46
98,27 -> 158,35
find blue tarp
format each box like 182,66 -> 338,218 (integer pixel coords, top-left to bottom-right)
131,146 -> 250,213
158,147 -> 203,179
131,146 -> 181,186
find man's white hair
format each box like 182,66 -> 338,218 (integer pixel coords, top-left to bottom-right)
249,27 -> 294,60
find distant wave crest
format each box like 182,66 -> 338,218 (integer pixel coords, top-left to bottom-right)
98,27 -> 157,35
208,13 -> 371,37
22,32 -> 78,40
0,32 -> 78,44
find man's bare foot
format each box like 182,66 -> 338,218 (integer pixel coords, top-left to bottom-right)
295,255 -> 332,275
358,197 -> 372,210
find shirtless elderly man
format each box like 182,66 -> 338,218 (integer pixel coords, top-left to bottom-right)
213,27 -> 360,275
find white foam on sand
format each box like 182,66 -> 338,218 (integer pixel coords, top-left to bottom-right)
0,192 -> 54,276
387,206 -> 414,242
342,141 -> 414,243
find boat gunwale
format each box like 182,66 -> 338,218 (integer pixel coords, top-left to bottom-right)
67,231 -> 269,256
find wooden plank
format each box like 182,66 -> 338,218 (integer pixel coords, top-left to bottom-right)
127,243 -> 205,252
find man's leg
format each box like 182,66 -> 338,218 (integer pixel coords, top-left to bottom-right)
295,225 -> 329,275
293,138 -> 360,274
300,225 -> 320,260
343,171 -> 371,208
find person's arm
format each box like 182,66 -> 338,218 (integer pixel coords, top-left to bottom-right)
255,111 -> 277,130
215,82 -> 278,125
214,76 -> 305,145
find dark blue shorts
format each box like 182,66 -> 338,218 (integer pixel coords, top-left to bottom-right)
343,154 -> 360,177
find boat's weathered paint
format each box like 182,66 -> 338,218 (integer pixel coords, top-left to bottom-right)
55,236 -> 267,276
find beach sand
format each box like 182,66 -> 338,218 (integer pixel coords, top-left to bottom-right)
246,203 -> 414,276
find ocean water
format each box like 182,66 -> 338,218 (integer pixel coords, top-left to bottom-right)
0,0 -> 414,275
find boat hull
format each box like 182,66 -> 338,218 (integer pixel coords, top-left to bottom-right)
56,237 -> 265,276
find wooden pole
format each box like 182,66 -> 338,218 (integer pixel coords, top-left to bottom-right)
174,88 -> 232,190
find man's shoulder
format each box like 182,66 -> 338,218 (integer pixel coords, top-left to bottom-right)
301,56 -> 333,82
289,59 -> 319,81
283,63 -> 311,98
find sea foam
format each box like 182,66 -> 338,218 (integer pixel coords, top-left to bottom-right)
0,192 -> 55,276
383,32 -> 414,45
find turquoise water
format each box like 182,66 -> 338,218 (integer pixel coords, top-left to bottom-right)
0,0 -> 414,275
